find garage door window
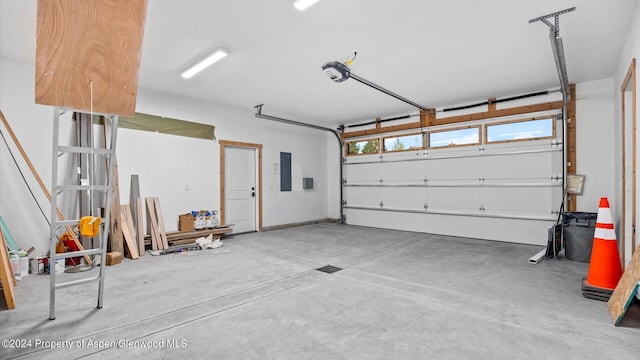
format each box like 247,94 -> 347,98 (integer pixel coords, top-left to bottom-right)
383,133 -> 423,153
485,117 -> 554,144
346,139 -> 380,155
428,126 -> 480,148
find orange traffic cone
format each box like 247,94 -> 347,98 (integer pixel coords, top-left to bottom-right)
585,197 -> 623,291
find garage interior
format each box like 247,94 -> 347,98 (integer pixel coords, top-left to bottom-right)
1,0 -> 640,358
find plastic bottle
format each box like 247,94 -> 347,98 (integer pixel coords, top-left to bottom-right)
211,210 -> 219,228
191,211 -> 199,230
205,211 -> 212,228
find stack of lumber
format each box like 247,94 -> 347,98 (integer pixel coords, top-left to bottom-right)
144,225 -> 233,246
114,176 -> 232,254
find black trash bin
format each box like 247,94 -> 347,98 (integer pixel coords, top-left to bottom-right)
562,212 -> 597,262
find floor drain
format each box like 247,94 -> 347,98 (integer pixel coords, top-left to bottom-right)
316,265 -> 342,274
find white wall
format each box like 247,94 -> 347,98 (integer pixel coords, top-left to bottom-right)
122,88 -> 334,228
575,79 -> 616,213
0,58 -> 55,257
1,58 -> 334,256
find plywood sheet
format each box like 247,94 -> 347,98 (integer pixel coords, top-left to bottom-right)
35,0 -> 147,116
608,248 -> 640,325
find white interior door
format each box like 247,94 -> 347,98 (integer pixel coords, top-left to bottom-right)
225,146 -> 257,233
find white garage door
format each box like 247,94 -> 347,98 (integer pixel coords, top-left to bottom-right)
342,112 -> 564,246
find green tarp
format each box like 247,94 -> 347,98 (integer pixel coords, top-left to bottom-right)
118,113 -> 215,140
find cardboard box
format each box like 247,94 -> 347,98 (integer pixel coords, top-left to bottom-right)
105,251 -> 122,266
179,213 -> 195,231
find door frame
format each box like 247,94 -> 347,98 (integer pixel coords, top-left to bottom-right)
219,140 -> 263,232
621,58 -> 637,268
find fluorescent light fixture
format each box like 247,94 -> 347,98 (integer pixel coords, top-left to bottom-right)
294,0 -> 320,11
180,48 -> 228,79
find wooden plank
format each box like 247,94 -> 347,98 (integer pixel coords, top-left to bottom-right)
567,84 -> 577,211
136,197 -> 145,255
0,110 -> 92,266
119,209 -> 139,259
144,227 -> 233,246
342,120 -> 423,140
0,230 -> 16,309
419,109 -> 436,128
122,205 -> 137,244
145,197 -> 161,250
109,156 -> 124,254
153,198 -> 170,249
164,227 -> 233,240
35,0 -> 148,116
608,244 -> 640,325
123,205 -> 140,256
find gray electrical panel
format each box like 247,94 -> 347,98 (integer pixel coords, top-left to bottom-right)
280,152 -> 292,191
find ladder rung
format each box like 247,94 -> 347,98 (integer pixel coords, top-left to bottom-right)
55,276 -> 101,289
55,249 -> 103,259
54,219 -> 80,226
55,185 -> 110,191
57,146 -> 113,155
54,218 -> 107,227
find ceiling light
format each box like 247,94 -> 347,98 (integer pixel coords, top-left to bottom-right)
180,48 -> 229,79
293,0 -> 320,11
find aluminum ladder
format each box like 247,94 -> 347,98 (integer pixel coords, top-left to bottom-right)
48,108 -> 118,320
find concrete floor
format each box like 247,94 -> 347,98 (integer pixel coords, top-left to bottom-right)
1,223 -> 639,359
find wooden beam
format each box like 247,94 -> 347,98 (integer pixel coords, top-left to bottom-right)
430,101 -> 564,127
420,109 -> 436,128
567,84 -> 577,211
35,0 -> 148,116
342,119 -> 424,140
488,97 -> 497,112
342,101 -> 564,139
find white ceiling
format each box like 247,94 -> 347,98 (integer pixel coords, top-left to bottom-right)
1,0 -> 638,127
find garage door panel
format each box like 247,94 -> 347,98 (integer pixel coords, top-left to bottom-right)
343,132 -> 563,244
